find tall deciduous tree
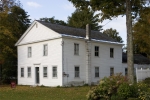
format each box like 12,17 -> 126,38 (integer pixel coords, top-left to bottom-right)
0,2 -> 30,82
103,28 -> 123,43
40,17 -> 67,26
68,8 -> 102,31
69,0 -> 149,83
133,7 -> 150,58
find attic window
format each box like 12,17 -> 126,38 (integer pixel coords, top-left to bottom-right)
36,23 -> 38,28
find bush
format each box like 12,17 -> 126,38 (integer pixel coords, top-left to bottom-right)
143,77 -> 150,87
87,73 -> 128,100
117,83 -> 138,99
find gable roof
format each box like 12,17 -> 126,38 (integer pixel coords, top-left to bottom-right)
122,53 -> 150,64
36,20 -> 118,42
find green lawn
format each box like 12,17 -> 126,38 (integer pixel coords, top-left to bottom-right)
0,85 -> 91,100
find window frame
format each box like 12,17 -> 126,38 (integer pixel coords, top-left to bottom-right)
110,48 -> 114,58
74,66 -> 80,78
95,46 -> 99,57
43,44 -> 48,56
74,43 -> 79,55
95,67 -> 99,78
52,66 -> 57,78
27,67 -> 31,77
28,47 -> 32,58
110,67 -> 114,76
21,67 -> 24,77
43,67 -> 48,78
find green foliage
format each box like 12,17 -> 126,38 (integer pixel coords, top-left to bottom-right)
133,7 -> 150,58
143,77 -> 150,86
87,73 -> 128,100
0,1 -> 30,83
68,8 -> 102,31
103,28 -> 123,43
117,83 -> 138,99
40,17 -> 67,26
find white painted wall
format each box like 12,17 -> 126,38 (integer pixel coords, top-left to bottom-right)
19,22 -> 61,45
18,38 -> 63,86
62,37 -> 123,85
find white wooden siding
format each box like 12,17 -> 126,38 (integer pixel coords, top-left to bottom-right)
19,22 -> 61,45
18,38 -> 63,86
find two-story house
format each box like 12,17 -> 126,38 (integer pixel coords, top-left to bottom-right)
15,20 -> 124,86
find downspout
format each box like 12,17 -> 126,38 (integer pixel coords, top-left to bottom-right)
61,40 -> 64,86
85,24 -> 92,85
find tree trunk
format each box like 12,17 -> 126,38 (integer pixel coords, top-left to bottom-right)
126,0 -> 134,84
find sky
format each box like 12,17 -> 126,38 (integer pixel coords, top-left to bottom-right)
20,0 -> 127,44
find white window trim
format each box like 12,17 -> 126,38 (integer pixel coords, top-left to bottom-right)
74,65 -> 80,78
43,44 -> 48,56
28,47 -> 32,58
27,67 -> 31,78
74,43 -> 79,55
110,48 -> 114,58
95,66 -> 99,78
43,66 -> 48,78
95,46 -> 99,57
110,67 -> 114,76
21,67 -> 24,78
52,66 -> 57,78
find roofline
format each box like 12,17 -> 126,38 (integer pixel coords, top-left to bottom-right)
15,20 -> 37,46
61,34 -> 124,45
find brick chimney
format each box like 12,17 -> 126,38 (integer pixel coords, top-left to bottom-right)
86,24 -> 91,40
86,24 -> 91,85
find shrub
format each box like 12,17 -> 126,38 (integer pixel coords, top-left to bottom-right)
117,83 -> 138,99
87,73 -> 128,100
143,77 -> 150,87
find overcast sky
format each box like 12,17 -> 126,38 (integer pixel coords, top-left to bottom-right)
20,0 -> 127,44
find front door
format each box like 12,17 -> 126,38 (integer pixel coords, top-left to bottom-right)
35,67 -> 39,84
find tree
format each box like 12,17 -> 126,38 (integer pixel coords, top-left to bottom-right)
133,7 -> 150,58
103,28 -> 123,43
68,8 -> 102,31
68,0 -> 149,83
0,2 -> 30,82
40,17 -> 67,26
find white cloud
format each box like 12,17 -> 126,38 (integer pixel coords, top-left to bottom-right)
27,2 -> 42,8
63,3 -> 75,11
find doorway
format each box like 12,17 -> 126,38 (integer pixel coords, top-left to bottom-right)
35,67 -> 40,84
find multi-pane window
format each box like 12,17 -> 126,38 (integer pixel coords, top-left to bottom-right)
21,68 -> 24,77
110,67 -> 114,76
28,47 -> 32,58
95,46 -> 99,57
43,67 -> 47,77
74,43 -> 79,55
27,67 -> 31,77
43,44 -> 48,56
75,66 -> 80,78
95,67 -> 99,77
110,48 -> 114,58
52,67 -> 57,78
125,68 -> 128,76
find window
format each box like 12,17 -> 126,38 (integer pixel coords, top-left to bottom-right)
125,68 -> 128,76
28,47 -> 32,58
43,67 -> 47,77
74,43 -> 79,55
75,66 -> 80,78
52,67 -> 57,78
95,46 -> 99,57
43,44 -> 48,56
21,68 -> 24,77
27,67 -> 31,77
110,48 -> 114,58
95,67 -> 99,77
110,67 -> 114,76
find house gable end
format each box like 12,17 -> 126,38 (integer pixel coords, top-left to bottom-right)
15,21 -> 61,46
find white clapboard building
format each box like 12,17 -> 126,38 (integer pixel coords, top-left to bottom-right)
15,20 -> 124,86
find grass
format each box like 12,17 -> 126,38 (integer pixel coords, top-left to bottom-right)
0,85 -> 91,100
